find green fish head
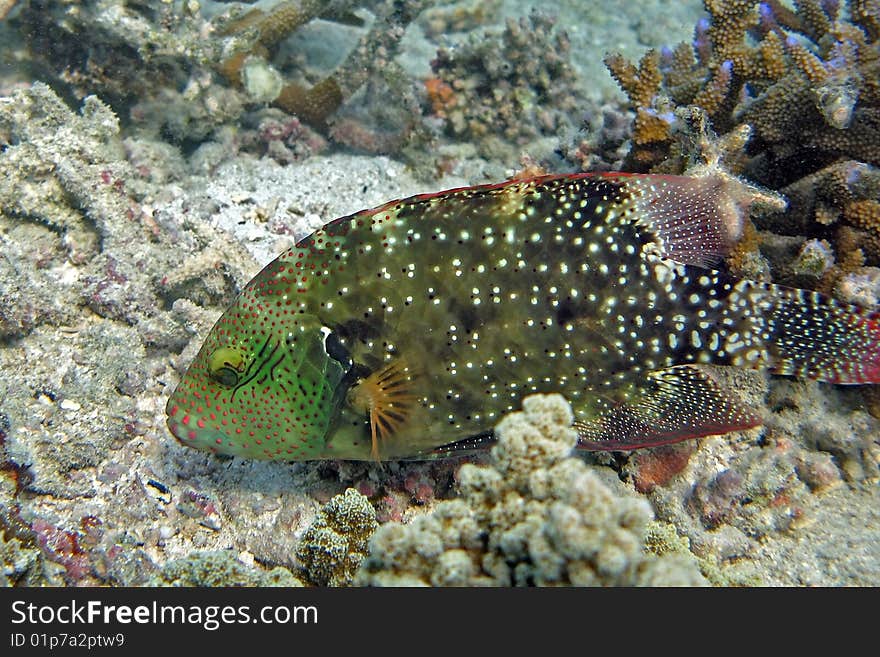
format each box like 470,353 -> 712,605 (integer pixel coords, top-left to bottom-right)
165,264 -> 350,460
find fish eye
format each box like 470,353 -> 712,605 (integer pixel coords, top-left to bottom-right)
207,347 -> 245,388
211,366 -> 240,387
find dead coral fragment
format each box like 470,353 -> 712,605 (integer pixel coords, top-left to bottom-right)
15,0 -> 213,110
0,0 -> 16,21
217,0 -> 326,82
357,395 -> 707,587
297,488 -> 379,586
218,0 -> 430,133
0,83 -> 122,264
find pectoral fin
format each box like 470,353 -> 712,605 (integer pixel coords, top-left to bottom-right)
347,358 -> 421,461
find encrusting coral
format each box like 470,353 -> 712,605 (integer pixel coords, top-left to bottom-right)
356,394 -> 707,586
152,550 -> 304,587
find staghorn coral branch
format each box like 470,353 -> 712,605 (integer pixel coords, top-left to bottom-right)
0,0 -> 16,21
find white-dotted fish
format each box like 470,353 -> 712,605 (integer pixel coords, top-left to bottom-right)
166,172 -> 880,460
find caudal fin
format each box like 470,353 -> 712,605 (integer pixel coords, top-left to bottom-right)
764,285 -> 880,384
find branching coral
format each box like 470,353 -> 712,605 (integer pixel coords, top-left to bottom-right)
356,395 -> 707,587
606,0 -> 880,179
0,83 -> 142,336
604,1 -> 880,308
753,159 -> 880,295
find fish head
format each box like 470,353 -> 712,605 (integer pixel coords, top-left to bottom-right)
165,259 -> 351,460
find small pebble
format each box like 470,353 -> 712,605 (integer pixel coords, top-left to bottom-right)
60,398 -> 81,411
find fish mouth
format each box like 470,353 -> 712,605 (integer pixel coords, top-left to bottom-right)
165,407 -> 194,444
166,402 -> 214,448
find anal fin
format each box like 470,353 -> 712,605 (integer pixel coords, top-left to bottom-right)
575,365 -> 761,451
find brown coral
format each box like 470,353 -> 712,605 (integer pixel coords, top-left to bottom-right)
842,199 -> 880,261
275,78 -> 344,132
604,0 -> 880,305
843,198 -> 880,231
605,49 -> 673,168
605,49 -> 662,109
852,0 -> 880,40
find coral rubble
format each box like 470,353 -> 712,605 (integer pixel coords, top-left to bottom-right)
10,1 -> 433,165
427,11 -> 584,162
0,82 -> 255,329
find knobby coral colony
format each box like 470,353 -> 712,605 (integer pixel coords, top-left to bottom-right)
356,394 -> 708,586
166,169 -> 880,462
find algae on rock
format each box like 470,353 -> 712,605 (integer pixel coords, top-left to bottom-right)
152,550 -> 304,587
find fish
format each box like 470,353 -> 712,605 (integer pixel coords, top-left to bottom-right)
165,171 -> 880,461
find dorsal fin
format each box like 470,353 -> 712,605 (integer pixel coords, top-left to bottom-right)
617,173 -> 785,268
574,365 -> 761,451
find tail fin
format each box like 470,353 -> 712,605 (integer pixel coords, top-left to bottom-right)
764,285 -> 880,384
